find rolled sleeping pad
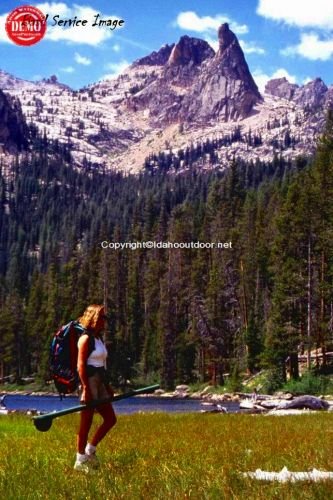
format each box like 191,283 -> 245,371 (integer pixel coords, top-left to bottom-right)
32,384 -> 160,432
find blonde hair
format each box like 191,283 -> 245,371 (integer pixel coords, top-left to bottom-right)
78,304 -> 105,331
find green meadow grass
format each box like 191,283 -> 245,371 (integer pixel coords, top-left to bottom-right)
1,412 -> 333,499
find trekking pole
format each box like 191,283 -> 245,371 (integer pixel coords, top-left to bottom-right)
32,384 -> 159,432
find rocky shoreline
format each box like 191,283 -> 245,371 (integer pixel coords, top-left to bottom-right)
158,385 -> 333,415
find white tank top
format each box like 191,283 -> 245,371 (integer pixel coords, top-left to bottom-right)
87,337 -> 108,368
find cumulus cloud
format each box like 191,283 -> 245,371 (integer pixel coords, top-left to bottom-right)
101,59 -> 130,80
0,2 -> 122,46
37,2 -> 70,17
257,0 -> 333,29
74,52 -> 91,65
240,40 -> 266,55
253,68 -> 297,92
281,33 -> 333,61
44,3 -> 116,45
174,11 -> 248,36
175,11 -> 266,58
0,13 -> 10,43
205,36 -> 218,52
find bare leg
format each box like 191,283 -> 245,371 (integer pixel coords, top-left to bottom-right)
90,403 -> 117,447
77,408 -> 94,454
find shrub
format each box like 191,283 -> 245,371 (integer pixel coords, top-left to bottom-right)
282,371 -> 333,395
261,368 -> 285,394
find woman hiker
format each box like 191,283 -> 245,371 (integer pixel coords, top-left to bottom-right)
74,304 -> 117,472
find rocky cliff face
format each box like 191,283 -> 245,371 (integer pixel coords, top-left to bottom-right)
265,77 -> 329,111
126,36 -> 213,125
128,24 -> 261,125
167,36 -> 214,67
293,78 -> 328,110
0,90 -> 28,153
134,44 -> 175,66
265,77 -> 299,100
184,23 -> 261,122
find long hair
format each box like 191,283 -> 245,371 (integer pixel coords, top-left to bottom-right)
78,304 -> 105,331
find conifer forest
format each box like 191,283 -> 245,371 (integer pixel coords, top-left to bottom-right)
1,114 -> 333,390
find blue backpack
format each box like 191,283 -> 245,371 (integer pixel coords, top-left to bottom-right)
50,321 -> 95,397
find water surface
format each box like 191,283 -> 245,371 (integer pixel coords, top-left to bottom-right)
2,394 -> 240,414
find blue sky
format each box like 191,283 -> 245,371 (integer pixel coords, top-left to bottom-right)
0,0 -> 333,90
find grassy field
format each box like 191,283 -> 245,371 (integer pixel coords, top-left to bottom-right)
1,412 -> 333,499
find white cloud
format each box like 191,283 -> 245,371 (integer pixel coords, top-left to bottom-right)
175,11 -> 265,58
0,13 -> 10,43
112,43 -> 121,52
44,4 -> 114,46
257,0 -> 333,29
37,2 -> 70,17
0,3 -> 122,46
239,40 -> 266,55
102,59 -> 130,80
253,68 -> 297,92
272,68 -> 297,83
174,11 -> 248,36
205,36 -> 218,52
74,52 -> 91,65
46,24 -> 111,45
60,66 -> 75,73
281,33 -> 333,61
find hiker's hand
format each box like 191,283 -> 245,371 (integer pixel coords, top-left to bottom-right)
81,385 -> 92,404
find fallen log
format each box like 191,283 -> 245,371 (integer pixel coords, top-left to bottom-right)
259,399 -> 284,409
276,395 -> 329,411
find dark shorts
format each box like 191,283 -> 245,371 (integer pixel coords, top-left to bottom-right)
80,371 -> 109,402
89,371 -> 109,400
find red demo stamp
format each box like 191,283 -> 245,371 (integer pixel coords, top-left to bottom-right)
6,5 -> 47,46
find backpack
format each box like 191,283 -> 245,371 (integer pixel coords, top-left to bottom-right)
50,320 -> 95,397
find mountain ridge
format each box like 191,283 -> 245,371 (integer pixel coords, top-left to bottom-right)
0,24 -> 332,173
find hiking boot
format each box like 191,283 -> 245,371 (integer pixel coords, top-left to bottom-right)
74,459 -> 90,473
74,454 -> 91,473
